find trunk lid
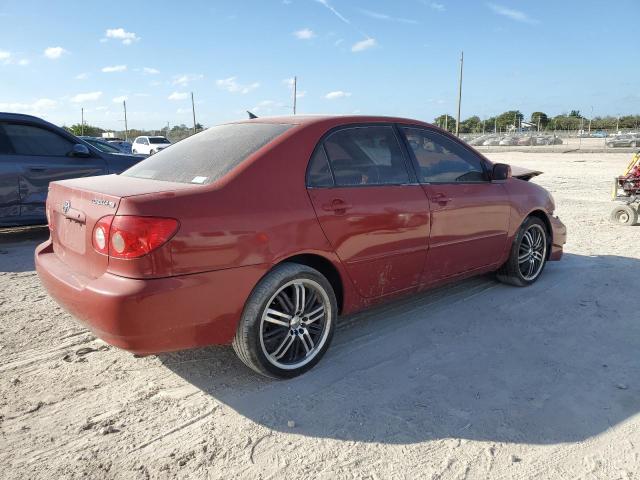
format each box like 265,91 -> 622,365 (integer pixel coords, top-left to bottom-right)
48,175 -> 194,279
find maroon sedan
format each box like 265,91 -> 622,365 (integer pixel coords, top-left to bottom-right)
36,116 -> 566,378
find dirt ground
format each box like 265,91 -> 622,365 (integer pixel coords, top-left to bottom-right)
1,151 -> 638,480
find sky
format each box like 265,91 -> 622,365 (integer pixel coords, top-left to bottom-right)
1,0 -> 639,130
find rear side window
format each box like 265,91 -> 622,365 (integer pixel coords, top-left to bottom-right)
323,126 -> 410,186
306,146 -> 334,187
123,123 -> 292,184
0,125 -> 14,154
402,127 -> 487,183
3,123 -> 74,157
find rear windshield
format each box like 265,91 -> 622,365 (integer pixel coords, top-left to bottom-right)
149,137 -> 170,144
123,123 -> 292,184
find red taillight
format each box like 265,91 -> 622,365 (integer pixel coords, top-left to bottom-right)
92,216 -> 178,259
109,216 -> 179,259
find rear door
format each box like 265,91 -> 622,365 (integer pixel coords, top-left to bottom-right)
307,125 -> 431,298
1,122 -> 106,221
0,125 -> 20,222
400,126 -> 510,283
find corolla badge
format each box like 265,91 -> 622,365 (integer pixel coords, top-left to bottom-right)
62,200 -> 71,214
92,199 -> 116,208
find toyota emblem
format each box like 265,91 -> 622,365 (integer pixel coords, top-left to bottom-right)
62,200 -> 71,214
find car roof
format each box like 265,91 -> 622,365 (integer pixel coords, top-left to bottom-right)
229,114 -> 434,129
0,111 -> 61,128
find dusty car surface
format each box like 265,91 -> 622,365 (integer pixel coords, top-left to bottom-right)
36,115 -> 566,378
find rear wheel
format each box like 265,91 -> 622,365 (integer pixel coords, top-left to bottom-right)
497,217 -> 548,287
232,263 -> 337,378
610,204 -> 638,226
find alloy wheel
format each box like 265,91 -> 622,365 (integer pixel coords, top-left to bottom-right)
518,224 -> 547,281
259,279 -> 331,370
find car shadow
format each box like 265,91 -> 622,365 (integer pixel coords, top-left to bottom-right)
0,225 -> 49,273
161,253 -> 640,445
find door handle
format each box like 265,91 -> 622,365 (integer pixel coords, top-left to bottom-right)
322,199 -> 352,213
431,193 -> 451,206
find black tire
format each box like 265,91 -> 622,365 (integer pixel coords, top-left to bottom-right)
497,216 -> 549,287
232,263 -> 337,379
610,204 -> 638,226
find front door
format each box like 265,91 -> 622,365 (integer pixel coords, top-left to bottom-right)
1,122 -> 106,221
306,125 -> 431,298
0,125 -> 20,223
400,127 -> 510,283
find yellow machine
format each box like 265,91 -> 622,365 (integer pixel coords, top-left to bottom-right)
610,151 -> 640,226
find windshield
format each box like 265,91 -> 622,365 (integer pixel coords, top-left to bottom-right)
149,137 -> 170,144
85,139 -> 121,153
123,123 -> 292,184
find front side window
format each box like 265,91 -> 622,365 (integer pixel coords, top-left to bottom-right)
402,127 -> 487,183
323,126 -> 410,186
3,123 -> 74,157
124,122 -> 292,184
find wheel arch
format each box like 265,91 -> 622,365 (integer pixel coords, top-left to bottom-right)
526,209 -> 553,258
274,253 -> 345,314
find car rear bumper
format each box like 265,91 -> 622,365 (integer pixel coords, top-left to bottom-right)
35,240 -> 269,355
549,215 -> 566,261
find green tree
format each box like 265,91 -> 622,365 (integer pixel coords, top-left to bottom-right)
64,123 -> 105,137
530,112 -> 549,130
459,116 -> 482,133
569,110 -> 582,118
495,110 -> 524,131
434,114 -> 455,132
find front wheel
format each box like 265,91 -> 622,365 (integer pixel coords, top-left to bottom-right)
497,217 -> 549,287
610,204 -> 638,226
233,263 -> 337,378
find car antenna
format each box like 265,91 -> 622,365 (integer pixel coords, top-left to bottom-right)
247,111 -> 258,119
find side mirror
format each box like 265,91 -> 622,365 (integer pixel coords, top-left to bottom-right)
492,163 -> 511,181
70,143 -> 91,158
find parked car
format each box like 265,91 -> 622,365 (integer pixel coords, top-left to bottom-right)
606,134 -> 639,148
482,136 -> 501,146
131,136 -> 171,155
107,140 -> 133,154
516,136 -> 535,146
499,136 -> 518,146
590,130 -> 608,138
36,115 -> 566,378
79,136 -> 128,155
0,112 -> 143,227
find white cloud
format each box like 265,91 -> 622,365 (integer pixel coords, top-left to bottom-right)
0,50 -> 10,61
294,28 -> 316,39
71,91 -> 103,103
0,51 -> 30,66
360,9 -> 418,24
487,3 -> 537,24
325,90 -> 351,100
104,28 -> 140,45
296,90 -> 307,98
216,77 -> 260,94
102,64 -> 127,73
315,0 -> 351,24
430,2 -> 445,11
143,67 -> 159,74
168,92 -> 189,101
75,72 -> 89,80
17,58 -> 29,66
172,73 -> 203,86
0,98 -> 57,114
351,37 -> 376,52
112,95 -> 128,103
44,46 -> 67,59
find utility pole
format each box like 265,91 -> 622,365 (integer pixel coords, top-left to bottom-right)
123,100 -> 129,142
455,51 -> 463,136
444,114 -> 448,131
292,76 -> 297,115
191,92 -> 197,135
81,108 -> 84,136
588,106 -> 593,134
